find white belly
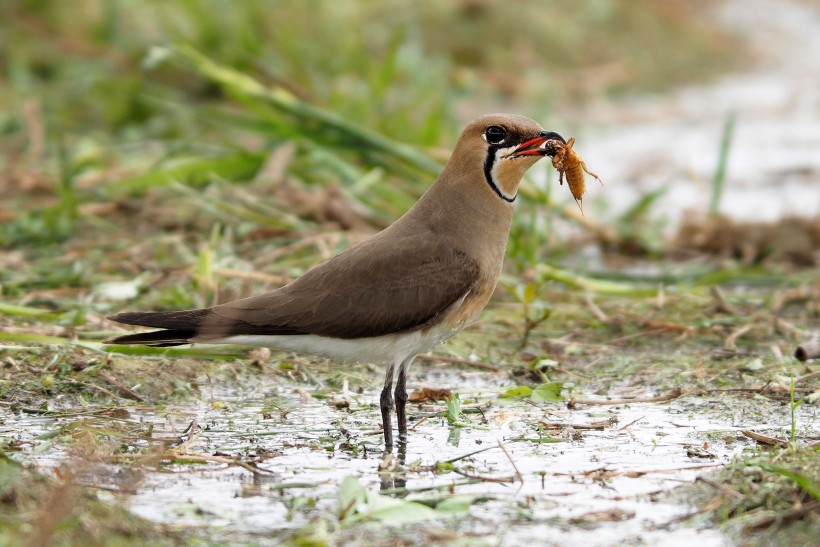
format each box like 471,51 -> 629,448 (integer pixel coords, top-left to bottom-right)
211,324 -> 458,365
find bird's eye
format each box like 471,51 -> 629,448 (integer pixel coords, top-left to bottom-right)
484,125 -> 507,145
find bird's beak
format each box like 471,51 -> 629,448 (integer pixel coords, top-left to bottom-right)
509,131 -> 566,158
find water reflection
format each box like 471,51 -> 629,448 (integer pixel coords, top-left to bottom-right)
5,383 -> 806,546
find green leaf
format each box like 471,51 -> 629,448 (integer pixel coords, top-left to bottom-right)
337,476 -> 443,526
337,476 -> 367,523
446,393 -> 461,425
433,496 -> 477,515
365,498 -> 437,524
531,382 -> 564,403
435,461 -> 456,472
522,282 -> 538,304
500,386 -> 533,399
511,436 -> 565,444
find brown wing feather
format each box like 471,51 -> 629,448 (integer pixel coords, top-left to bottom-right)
109,234 -> 480,343
204,235 -> 479,339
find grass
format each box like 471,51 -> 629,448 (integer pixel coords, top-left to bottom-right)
709,111 -> 736,216
681,447 -> 820,544
0,454 -> 178,546
1,1 -> 818,545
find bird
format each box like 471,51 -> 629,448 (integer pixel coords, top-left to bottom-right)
106,113 -> 565,449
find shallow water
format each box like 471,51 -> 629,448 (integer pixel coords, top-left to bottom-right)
5,368 -> 814,545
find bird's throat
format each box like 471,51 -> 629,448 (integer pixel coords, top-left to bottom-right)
484,148 -> 540,202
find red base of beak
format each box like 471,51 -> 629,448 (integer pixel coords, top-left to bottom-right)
513,136 -> 554,157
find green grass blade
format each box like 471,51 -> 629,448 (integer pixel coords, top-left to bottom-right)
535,264 -> 656,296
108,153 -> 265,195
762,464 -> 820,501
0,303 -> 66,321
709,111 -> 736,216
163,45 -> 442,176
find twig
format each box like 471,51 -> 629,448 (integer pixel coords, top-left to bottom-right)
78,382 -> 129,401
584,294 -> 609,323
608,328 -> 668,345
497,440 -> 523,484
741,429 -> 789,448
645,508 -> 708,531
711,286 -> 739,315
744,500 -> 820,531
554,202 -> 621,245
774,317 -> 808,338
707,385 -> 814,394
86,483 -> 138,495
98,371 -> 145,402
796,370 -> 820,385
569,509 -> 634,524
724,324 -> 753,351
771,286 -> 815,313
444,446 -> 497,464
655,283 -> 666,309
616,416 -> 645,433
711,349 -> 755,361
552,463 -> 723,478
167,450 -> 276,476
539,420 -> 609,431
696,476 -> 743,499
568,387 -> 683,407
409,415 -> 429,432
451,469 -> 514,483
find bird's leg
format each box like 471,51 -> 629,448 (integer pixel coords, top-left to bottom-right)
380,365 -> 395,450
394,364 -> 409,443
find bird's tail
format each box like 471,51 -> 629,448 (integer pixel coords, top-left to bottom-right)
105,309 -> 210,347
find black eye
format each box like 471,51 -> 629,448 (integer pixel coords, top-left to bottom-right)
484,125 -> 507,145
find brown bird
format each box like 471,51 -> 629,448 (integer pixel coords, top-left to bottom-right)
106,114 -> 565,449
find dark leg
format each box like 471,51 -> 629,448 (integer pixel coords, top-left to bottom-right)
394,363 -> 409,443
380,365 -> 395,450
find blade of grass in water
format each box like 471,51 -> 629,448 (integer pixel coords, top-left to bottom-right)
709,111 -> 736,216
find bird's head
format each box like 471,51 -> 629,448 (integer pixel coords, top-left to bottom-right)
445,113 -> 565,203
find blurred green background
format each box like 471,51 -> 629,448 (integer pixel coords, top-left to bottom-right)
0,0 -> 743,306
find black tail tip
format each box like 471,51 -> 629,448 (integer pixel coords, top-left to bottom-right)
103,329 -> 193,347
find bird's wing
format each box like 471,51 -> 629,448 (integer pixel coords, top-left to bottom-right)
204,235 -> 479,339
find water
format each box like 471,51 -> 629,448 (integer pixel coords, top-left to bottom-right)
539,0 -> 820,225
7,373 -> 804,545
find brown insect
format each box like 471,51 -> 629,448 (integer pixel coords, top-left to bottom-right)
543,137 -> 603,211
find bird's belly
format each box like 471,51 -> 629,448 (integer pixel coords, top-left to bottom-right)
216,325 -> 457,365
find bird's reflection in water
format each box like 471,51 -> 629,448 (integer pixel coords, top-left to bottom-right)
378,441 -> 407,496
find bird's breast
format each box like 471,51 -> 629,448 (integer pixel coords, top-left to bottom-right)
435,261 -> 504,333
